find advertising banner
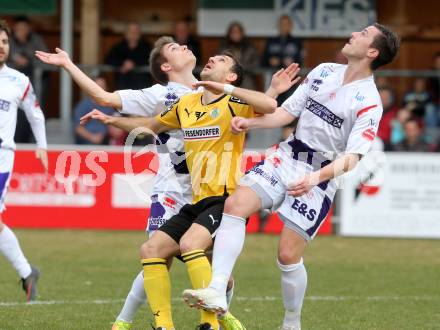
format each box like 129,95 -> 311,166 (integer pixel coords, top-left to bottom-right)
4,146 -> 332,234
340,152 -> 440,239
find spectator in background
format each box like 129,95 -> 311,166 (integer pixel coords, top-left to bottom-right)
403,77 -> 437,128
262,15 -> 304,104
377,87 -> 399,146
428,52 -> 440,103
392,118 -> 433,152
73,76 -> 115,145
262,15 -> 303,69
9,16 -> 49,144
390,106 -> 411,147
8,16 -> 47,80
173,19 -> 202,66
218,22 -> 260,89
105,22 -> 151,90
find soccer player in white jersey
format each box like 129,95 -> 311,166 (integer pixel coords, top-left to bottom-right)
36,36 -> 202,329
0,20 -> 48,302
183,23 -> 400,329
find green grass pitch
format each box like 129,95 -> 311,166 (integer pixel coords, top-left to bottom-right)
0,229 -> 439,329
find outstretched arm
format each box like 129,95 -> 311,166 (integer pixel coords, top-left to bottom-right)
80,110 -> 170,134
35,48 -> 122,109
193,81 -> 277,114
231,107 -> 295,133
287,153 -> 360,197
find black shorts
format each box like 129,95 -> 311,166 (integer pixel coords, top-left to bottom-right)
158,195 -> 227,244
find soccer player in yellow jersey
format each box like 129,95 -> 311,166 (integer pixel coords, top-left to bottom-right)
81,51 -> 299,330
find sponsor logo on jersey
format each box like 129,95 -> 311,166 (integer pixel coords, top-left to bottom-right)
291,198 -> 317,221
329,92 -> 336,100
249,166 -> 278,187
305,97 -> 344,128
184,108 -> 191,117
164,92 -> 179,107
183,125 -> 220,140
355,91 -> 365,102
210,108 -> 220,118
362,128 -> 376,141
229,96 -> 248,105
311,79 -> 323,91
163,196 -> 177,209
0,99 -> 11,112
195,111 -> 207,121
320,70 -> 329,78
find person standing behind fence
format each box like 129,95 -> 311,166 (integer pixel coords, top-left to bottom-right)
218,22 -> 260,90
262,15 -> 304,104
105,22 -> 151,90
73,75 -> 116,145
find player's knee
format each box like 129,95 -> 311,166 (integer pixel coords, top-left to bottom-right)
140,240 -> 159,259
179,234 -> 206,254
278,246 -> 302,265
224,194 -> 244,215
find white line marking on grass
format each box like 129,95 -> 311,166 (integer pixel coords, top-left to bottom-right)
1,295 -> 439,307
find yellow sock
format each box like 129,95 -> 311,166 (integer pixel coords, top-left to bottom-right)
182,250 -> 219,330
142,258 -> 174,329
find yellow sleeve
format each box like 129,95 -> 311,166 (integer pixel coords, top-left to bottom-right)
235,103 -> 255,119
155,101 -> 181,129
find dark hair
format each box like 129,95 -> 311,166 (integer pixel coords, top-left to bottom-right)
149,36 -> 175,85
370,23 -> 400,70
433,51 -> 440,59
0,20 -> 11,38
220,50 -> 243,87
14,15 -> 30,24
226,22 -> 245,44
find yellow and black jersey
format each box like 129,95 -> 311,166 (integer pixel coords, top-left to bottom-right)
156,92 -> 255,203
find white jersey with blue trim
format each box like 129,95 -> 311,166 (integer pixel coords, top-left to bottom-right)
0,65 -> 47,151
117,82 -> 198,200
281,62 -> 383,158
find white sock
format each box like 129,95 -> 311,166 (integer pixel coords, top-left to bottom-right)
0,225 -> 32,279
226,279 -> 234,307
278,258 -> 307,328
210,213 -> 246,294
116,270 -> 147,322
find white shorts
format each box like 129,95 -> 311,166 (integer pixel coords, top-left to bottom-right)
0,149 -> 15,213
147,191 -> 189,237
240,141 -> 333,241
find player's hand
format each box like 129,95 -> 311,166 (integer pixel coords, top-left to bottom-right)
80,109 -> 113,126
35,148 -> 49,173
231,116 -> 250,134
287,172 -> 319,197
269,63 -> 301,96
193,81 -> 226,94
35,47 -> 71,68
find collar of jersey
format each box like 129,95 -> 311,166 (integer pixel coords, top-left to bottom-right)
167,81 -> 193,91
200,93 -> 227,106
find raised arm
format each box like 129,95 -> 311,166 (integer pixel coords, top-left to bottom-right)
35,48 -> 122,109
231,107 -> 295,134
80,110 -> 170,134
265,63 -> 301,99
194,81 -> 277,114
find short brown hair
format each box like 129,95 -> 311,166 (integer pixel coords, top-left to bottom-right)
149,36 -> 175,85
220,50 -> 243,87
0,20 -> 11,38
370,23 -> 400,70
